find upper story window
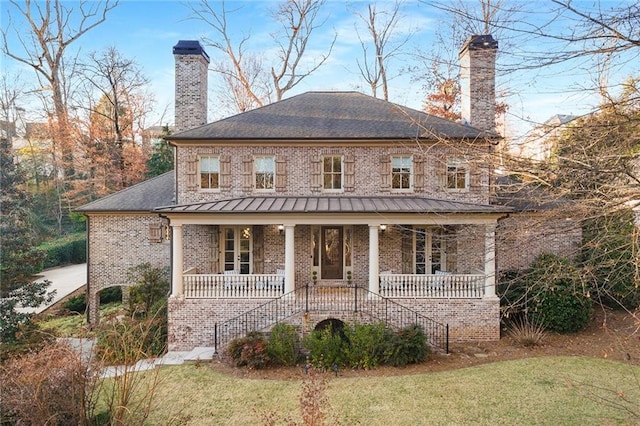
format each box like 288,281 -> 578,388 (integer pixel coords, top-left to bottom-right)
391,156 -> 412,190
446,159 -> 469,191
254,156 -> 275,190
200,156 -> 220,189
323,155 -> 343,190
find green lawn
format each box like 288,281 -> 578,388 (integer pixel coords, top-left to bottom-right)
136,356 -> 639,425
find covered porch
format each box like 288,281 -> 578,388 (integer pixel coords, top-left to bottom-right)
156,196 -> 508,301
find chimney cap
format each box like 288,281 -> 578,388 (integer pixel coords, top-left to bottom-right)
173,40 -> 210,62
461,34 -> 498,52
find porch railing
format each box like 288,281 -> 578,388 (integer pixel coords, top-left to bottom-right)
214,284 -> 449,354
184,274 -> 284,298
184,273 -> 486,299
379,274 -> 485,298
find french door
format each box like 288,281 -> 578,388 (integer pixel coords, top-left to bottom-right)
222,226 -> 252,273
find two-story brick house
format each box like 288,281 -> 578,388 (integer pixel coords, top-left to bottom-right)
78,36 -> 566,353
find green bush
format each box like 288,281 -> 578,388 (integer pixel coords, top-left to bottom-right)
498,254 -> 593,333
582,210 -> 640,310
303,326 -> 347,370
62,287 -> 121,315
63,294 -> 86,314
100,286 -> 122,304
38,233 -> 86,269
127,263 -> 170,316
267,323 -> 301,366
383,325 -> 429,367
226,331 -> 270,369
532,283 -> 593,333
343,322 -> 389,369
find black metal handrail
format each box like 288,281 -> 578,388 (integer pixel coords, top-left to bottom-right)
214,283 -> 449,354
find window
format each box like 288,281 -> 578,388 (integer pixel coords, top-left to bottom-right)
323,155 -> 343,190
254,156 -> 275,190
200,156 -> 220,189
446,160 -> 469,190
414,227 -> 446,274
392,156 -> 412,190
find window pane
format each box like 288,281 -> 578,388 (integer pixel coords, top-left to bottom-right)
333,174 -> 341,188
333,156 -> 341,172
323,157 -> 332,172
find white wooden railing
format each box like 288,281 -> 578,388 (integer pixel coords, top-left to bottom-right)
184,274 -> 285,299
379,274 -> 485,298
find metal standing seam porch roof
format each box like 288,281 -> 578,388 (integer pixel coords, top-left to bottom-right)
154,196 -> 512,215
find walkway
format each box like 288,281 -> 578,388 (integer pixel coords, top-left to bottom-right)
18,263 -> 87,314
61,338 -> 215,378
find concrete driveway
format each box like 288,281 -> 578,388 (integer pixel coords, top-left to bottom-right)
19,263 -> 87,314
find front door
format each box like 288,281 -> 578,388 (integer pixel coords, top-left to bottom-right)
222,226 -> 252,274
321,226 -> 343,279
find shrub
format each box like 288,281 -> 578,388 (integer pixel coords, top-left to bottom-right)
533,283 -> 593,333
127,263 -> 170,316
343,322 -> 389,369
100,286 -> 122,304
383,325 -> 429,367
95,307 -> 167,365
507,317 -> 546,347
0,340 -> 97,425
582,210 -> 640,310
498,254 -> 593,333
226,331 -> 270,369
64,294 -> 86,314
38,233 -> 86,269
267,323 -> 302,366
303,326 -> 347,370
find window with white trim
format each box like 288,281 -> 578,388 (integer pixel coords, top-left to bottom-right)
391,156 -> 412,190
446,159 -> 469,190
323,155 -> 343,190
200,156 -> 220,189
254,156 -> 275,190
414,227 -> 446,274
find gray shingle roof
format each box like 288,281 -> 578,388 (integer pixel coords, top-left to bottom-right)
155,196 -> 511,215
76,172 -> 175,212
168,92 -> 495,141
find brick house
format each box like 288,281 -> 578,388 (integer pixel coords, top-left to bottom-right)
78,36 -> 579,352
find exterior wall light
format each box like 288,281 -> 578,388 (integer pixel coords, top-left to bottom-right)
278,224 -> 284,235
379,224 -> 387,233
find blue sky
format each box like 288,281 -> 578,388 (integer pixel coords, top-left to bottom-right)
2,0 -> 636,140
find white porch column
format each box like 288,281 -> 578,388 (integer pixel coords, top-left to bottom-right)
171,224 -> 184,297
284,225 -> 295,293
484,223 -> 497,298
368,225 -> 380,294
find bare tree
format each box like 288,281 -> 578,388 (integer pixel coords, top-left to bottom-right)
76,47 -> 152,197
352,1 -> 411,100
2,0 -> 118,232
2,0 -> 119,175
418,0 -> 520,131
188,0 -> 335,113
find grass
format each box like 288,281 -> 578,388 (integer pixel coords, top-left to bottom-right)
137,356 -> 640,425
37,302 -> 123,337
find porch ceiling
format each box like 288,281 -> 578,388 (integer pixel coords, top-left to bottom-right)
155,196 -> 512,215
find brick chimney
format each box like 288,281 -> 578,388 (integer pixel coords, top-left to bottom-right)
459,35 -> 498,134
173,40 -> 210,133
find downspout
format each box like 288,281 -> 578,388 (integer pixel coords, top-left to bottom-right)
84,215 -> 91,324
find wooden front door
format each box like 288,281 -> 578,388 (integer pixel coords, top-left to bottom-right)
321,226 -> 343,279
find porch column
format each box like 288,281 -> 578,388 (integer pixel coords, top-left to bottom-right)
171,224 -> 184,297
368,225 -> 379,294
484,224 -> 497,298
284,224 -> 295,293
